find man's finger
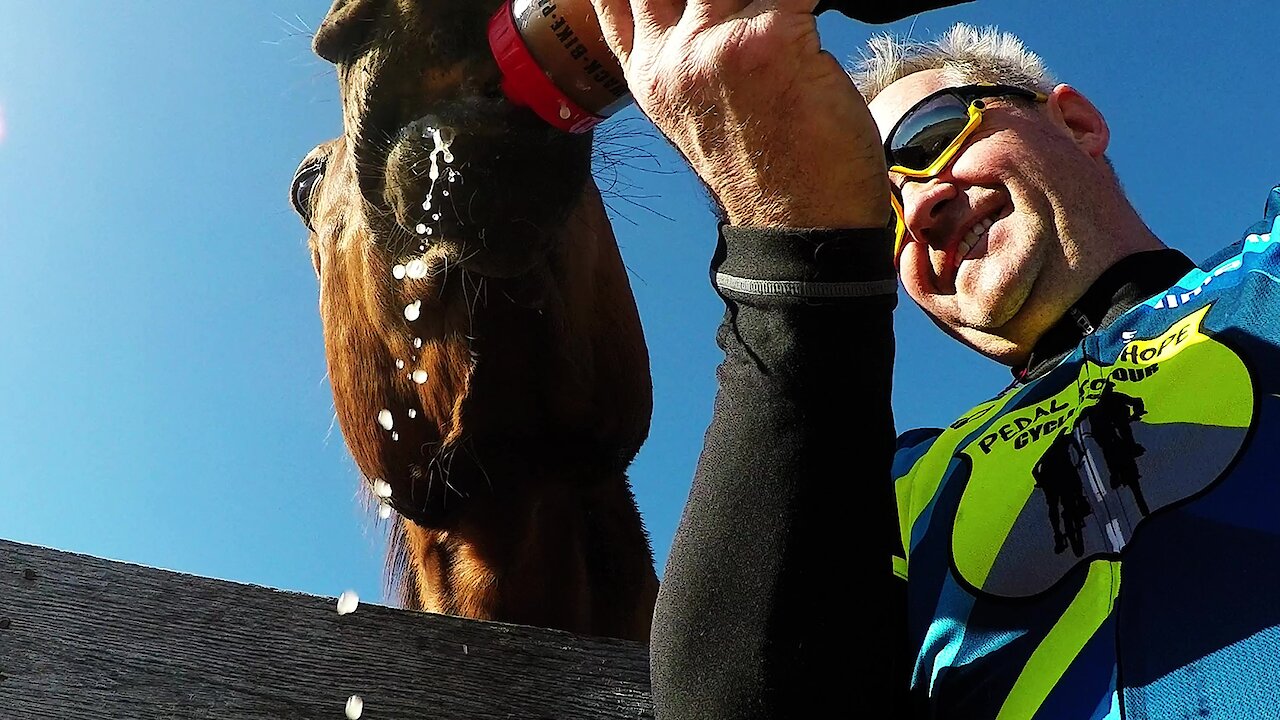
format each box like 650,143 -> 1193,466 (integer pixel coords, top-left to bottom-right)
590,0 -> 635,67
628,0 -> 683,32
684,0 -> 751,23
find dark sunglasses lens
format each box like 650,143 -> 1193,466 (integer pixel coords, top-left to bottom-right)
889,94 -> 970,171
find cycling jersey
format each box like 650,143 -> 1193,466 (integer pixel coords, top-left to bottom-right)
895,184 -> 1280,718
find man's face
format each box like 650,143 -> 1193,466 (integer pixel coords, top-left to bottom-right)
869,70 -> 1108,360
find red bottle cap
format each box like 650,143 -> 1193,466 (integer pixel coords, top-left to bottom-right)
487,2 -> 605,134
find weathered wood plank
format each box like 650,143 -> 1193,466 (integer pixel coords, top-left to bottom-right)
0,538 -> 653,719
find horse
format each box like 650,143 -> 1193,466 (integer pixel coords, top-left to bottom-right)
290,0 -> 659,641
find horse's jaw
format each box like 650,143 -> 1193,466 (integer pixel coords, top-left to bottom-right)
317,178 -> 657,639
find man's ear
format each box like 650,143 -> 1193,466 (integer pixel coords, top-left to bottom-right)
1046,84 -> 1109,158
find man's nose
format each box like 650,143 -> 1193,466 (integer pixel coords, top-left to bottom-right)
901,178 -> 959,246
313,0 -> 381,64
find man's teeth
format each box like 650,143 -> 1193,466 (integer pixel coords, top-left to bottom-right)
957,216 -> 995,260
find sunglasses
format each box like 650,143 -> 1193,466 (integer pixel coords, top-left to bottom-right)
884,83 -> 1048,254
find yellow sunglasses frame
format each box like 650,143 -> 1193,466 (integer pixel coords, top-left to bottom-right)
889,102 -> 983,256
887,86 -> 1048,256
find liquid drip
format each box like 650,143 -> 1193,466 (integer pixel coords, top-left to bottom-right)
427,126 -> 455,183
405,259 -> 428,279
404,301 -> 422,321
377,410 -> 394,431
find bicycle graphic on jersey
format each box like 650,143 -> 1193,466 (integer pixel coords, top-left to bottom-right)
1032,380 -> 1149,557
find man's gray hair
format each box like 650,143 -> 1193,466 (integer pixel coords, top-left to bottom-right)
850,23 -> 1058,102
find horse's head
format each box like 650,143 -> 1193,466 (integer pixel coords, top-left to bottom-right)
291,0 -> 657,637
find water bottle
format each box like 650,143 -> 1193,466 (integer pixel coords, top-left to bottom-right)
487,0 -> 972,133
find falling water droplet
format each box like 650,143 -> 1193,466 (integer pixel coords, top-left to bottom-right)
395,359 -> 405,370
378,503 -> 392,520
345,695 -> 364,719
407,409 -> 417,419
404,300 -> 422,321
337,591 -> 359,616
412,370 -> 429,384
406,259 -> 428,279
392,264 -> 406,280
373,479 -> 392,498
377,410 -> 394,431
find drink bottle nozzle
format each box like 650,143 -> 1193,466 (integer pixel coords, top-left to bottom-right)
487,2 -> 607,133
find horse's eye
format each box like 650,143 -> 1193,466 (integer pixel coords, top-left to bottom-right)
291,157 -> 327,231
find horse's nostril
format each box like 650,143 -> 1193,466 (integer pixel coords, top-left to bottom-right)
313,0 -> 381,64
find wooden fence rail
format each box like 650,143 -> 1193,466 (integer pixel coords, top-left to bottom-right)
0,538 -> 653,719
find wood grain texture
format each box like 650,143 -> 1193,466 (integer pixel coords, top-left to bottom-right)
0,538 -> 653,719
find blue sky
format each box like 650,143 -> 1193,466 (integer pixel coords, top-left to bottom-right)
1,1 -> 1276,608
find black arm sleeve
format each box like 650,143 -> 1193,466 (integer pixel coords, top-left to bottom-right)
649,224 -> 908,718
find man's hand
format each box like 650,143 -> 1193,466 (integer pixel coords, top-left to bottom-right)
589,0 -> 891,229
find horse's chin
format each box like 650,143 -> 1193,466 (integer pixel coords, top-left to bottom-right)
421,233 -> 547,279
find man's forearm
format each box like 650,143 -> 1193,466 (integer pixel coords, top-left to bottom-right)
650,224 -> 906,718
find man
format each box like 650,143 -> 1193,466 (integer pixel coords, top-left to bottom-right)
588,0 -> 1280,717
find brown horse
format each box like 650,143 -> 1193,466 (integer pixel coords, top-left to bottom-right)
290,0 -> 658,641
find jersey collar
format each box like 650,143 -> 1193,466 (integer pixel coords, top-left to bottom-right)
1015,248 -> 1196,382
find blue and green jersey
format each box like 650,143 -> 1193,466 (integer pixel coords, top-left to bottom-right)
895,185 -> 1280,718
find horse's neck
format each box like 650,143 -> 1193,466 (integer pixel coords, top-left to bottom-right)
368,179 -> 658,640
399,468 -> 657,638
